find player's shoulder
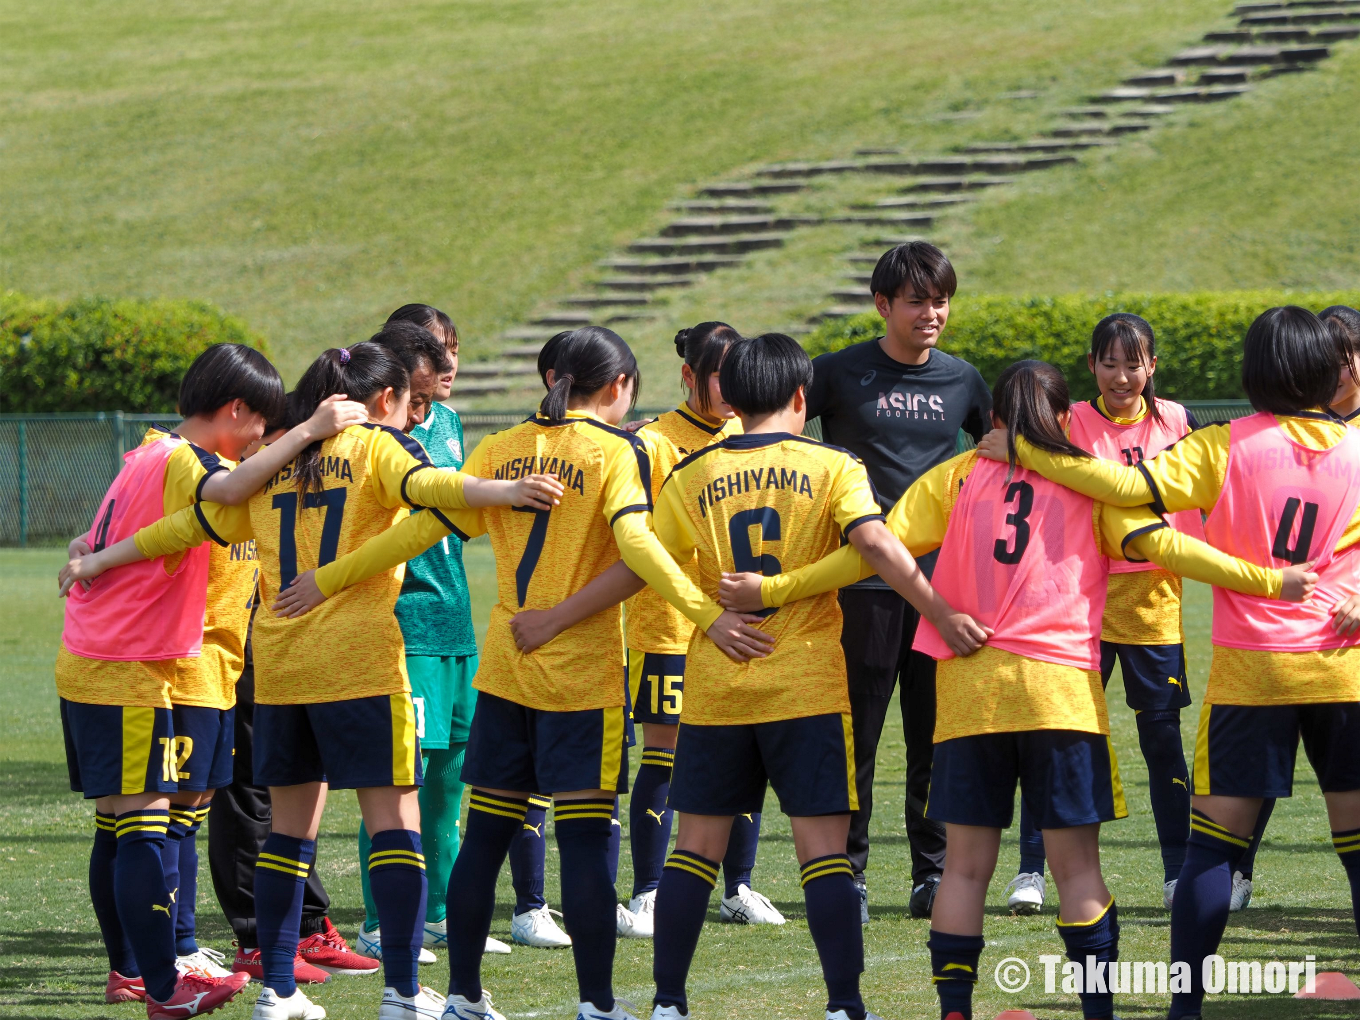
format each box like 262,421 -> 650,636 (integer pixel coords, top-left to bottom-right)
355,421 -> 434,465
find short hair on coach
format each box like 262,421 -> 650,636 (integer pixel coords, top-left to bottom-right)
869,240 -> 957,303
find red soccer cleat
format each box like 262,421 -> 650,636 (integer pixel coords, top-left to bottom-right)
297,917 -> 380,976
105,970 -> 147,1003
231,942 -> 331,984
145,970 -> 249,1018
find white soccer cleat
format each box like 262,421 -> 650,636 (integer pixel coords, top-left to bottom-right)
357,927 -> 437,965
252,986 -> 327,1020
484,935 -> 512,955
718,884 -> 786,925
626,890 -> 657,938
828,1012 -> 884,1020
1005,872 -> 1046,915
511,905 -> 572,947
854,877 -> 869,926
649,1006 -> 687,1019
379,985 -> 445,1019
616,902 -> 650,939
423,918 -> 447,949
1229,870 -> 1253,912
577,1001 -> 640,1020
441,993 -> 505,1020
177,946 -> 234,978
1163,878 -> 1178,910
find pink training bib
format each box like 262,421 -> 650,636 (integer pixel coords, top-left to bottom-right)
1204,411 -> 1360,652
1068,398 -> 1206,574
915,456 -> 1109,669
62,433 -> 210,661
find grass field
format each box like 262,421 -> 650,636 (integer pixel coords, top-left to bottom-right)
2,545 -> 1358,1019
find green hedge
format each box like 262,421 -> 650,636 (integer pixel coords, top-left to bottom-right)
804,291 -> 1360,400
0,292 -> 269,414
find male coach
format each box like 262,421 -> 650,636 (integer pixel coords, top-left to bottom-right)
806,241 -> 992,920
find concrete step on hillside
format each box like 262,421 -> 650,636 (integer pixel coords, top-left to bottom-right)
854,147 -> 903,155
595,276 -> 698,291
1049,122 -> 1151,137
1094,85 -> 1252,102
899,175 -> 1015,192
1062,104 -> 1177,118
831,213 -> 935,228
1209,25 -> 1360,41
843,254 -> 881,266
629,234 -> 785,256
828,289 -> 875,303
559,294 -> 651,307
530,309 -> 647,327
1240,10 -> 1360,27
660,215 -> 820,237
1125,68 -> 1189,87
864,155 -> 1077,175
458,362 -> 538,379
861,235 -> 930,249
1235,1 -> 1360,10
811,305 -> 875,322
1170,43 -> 1329,64
500,328 -> 567,343
672,200 -> 775,214
843,273 -> 872,285
865,195 -> 971,209
698,181 -> 808,197
601,255 -> 747,274
501,344 -> 548,360
757,160 -> 869,178
961,138 -> 1115,153
451,378 -> 516,396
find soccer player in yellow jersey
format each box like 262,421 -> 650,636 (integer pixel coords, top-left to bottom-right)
646,333 -> 993,1020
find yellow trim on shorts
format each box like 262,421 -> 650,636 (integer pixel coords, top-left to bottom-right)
121,707 -> 157,795
841,713 -> 860,813
390,694 -> 419,786
1107,737 -> 1128,820
1193,702 -> 1212,796
599,706 -> 624,791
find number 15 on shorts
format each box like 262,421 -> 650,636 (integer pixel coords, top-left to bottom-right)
650,674 -> 682,716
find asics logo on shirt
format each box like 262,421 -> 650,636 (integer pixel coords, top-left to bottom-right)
876,390 -> 945,418
860,370 -> 876,386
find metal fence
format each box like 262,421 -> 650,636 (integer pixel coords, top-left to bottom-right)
0,401 -> 1255,547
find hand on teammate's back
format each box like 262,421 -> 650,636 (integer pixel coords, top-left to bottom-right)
272,569 -> 327,618
306,393 -> 369,438
704,610 -> 775,662
717,571 -> 765,614
975,427 -> 1010,462
1331,591 -> 1360,634
461,472 -> 564,511
1280,561 -> 1318,603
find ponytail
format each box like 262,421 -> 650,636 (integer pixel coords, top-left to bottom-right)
674,321 -> 741,413
991,360 -> 1089,477
1091,313 -> 1162,425
538,326 -> 640,422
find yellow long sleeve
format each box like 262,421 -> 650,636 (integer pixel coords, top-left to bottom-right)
1014,440 -> 1155,507
1102,505 -> 1281,598
760,546 -> 871,608
134,501 -> 252,558
313,510 -> 455,598
613,512 -> 724,632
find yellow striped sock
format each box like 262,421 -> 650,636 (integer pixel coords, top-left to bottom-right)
664,850 -> 719,887
799,854 -> 854,887
94,812 -> 116,833
257,851 -> 310,878
368,849 -> 427,870
1333,828 -> 1360,854
528,794 -> 552,810
554,798 -> 615,823
1189,810 -> 1249,849
641,748 -> 675,769
469,792 -> 530,823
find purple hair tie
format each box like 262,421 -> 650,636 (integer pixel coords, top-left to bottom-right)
338,348 -> 351,365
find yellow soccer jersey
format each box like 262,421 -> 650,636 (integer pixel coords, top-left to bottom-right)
651,431 -> 884,726
135,423 -> 470,706
625,406 -> 742,655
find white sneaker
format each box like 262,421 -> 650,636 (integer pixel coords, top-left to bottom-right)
423,918 -> 447,949
718,884 -> 786,925
511,905 -> 572,948
649,1007 -> 686,1019
854,877 -> 869,926
177,946 -> 234,978
577,1001 -> 639,1020
1229,870 -> 1253,911
1163,878 -> 1178,910
253,986 -> 326,1020
441,993 -> 505,1020
379,985 -> 445,1019
616,902 -> 649,938
1005,872 -> 1046,915
827,1012 -> 884,1020
357,927 -> 437,965
626,890 -> 657,937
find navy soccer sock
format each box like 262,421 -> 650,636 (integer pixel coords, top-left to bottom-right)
160,804 -> 196,954
653,850 -> 719,1012
927,929 -> 985,1019
369,828 -> 427,997
447,792 -> 527,1000
801,855 -> 865,1019
607,797 -> 622,886
1168,810 -> 1248,1019
91,813 -> 138,976
1332,826 -> 1360,939
1017,798 -> 1046,876
1136,711 -> 1191,882
174,805 -> 209,954
1238,797 -> 1276,878
630,748 -> 674,897
113,809 -> 177,1002
1056,900 -> 1120,1020
722,811 -> 761,897
509,794 -> 548,916
254,832 -> 317,998
555,799 -> 618,1010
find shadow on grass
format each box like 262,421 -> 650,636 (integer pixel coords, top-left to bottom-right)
0,928 -> 123,1020
0,760 -> 77,811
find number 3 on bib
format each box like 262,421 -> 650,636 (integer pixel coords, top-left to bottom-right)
993,480 -> 1034,565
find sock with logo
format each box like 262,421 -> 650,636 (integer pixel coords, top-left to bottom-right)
175,804 -> 209,955
368,828 -> 426,997
254,832 -> 316,998
927,929 -> 984,1019
113,809 -> 177,1002
420,745 -> 465,925
1332,826 -> 1360,938
630,747 -> 674,897
801,855 -> 865,1019
1016,798 -> 1046,876
509,794 -> 549,916
606,796 -> 622,886
1056,900 -> 1119,1020
555,799 -> 618,1010
1238,797 -> 1276,879
1136,710 -> 1190,882
1168,810 -> 1248,1019
722,811 -> 762,898
447,792 -> 527,1000
91,813 -> 139,977
653,850 -> 719,1013
158,803 -> 196,955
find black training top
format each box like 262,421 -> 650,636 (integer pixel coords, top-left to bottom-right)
807,338 -> 992,587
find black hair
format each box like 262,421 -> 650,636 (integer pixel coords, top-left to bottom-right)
675,321 -> 741,413
718,333 -> 813,416
289,341 -> 410,492
1091,312 -> 1163,424
368,320 -> 452,377
869,240 -> 958,303
1320,305 -> 1360,389
1241,306 -> 1338,416
537,330 -> 574,389
992,360 -> 1090,474
177,343 -> 287,424
387,303 -> 459,353
539,326 -> 640,422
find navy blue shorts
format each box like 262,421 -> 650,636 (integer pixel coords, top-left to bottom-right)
627,650 -> 685,725
254,694 -> 423,790
1193,701 -> 1360,797
1102,642 -> 1190,713
61,700 -> 178,799
927,730 -> 1128,829
461,691 -> 629,795
669,713 -> 857,817
170,705 -> 235,792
